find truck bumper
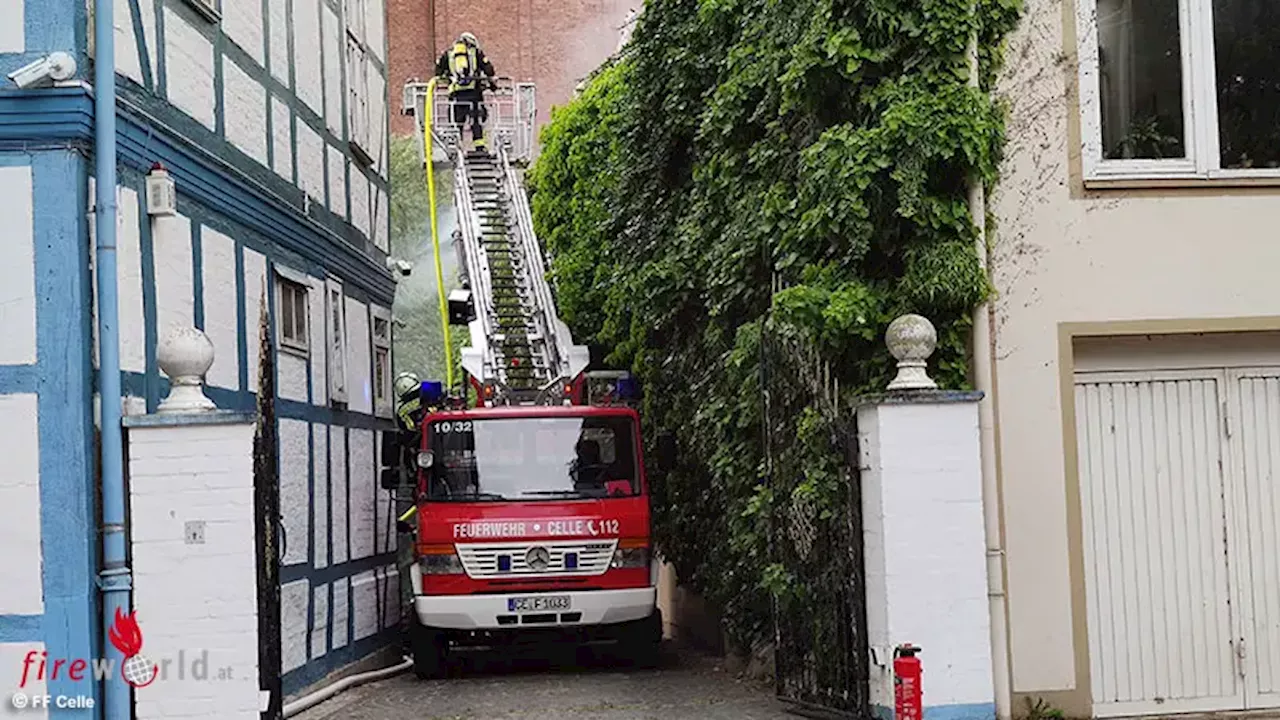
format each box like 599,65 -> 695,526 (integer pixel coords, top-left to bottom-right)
415,587 -> 656,630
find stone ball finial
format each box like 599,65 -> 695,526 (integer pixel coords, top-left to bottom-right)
885,313 -> 938,391
157,327 -> 216,413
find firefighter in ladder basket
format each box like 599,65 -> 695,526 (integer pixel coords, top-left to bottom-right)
436,32 -> 497,152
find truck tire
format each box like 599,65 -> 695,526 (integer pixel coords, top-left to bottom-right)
622,609 -> 662,669
411,618 -> 447,680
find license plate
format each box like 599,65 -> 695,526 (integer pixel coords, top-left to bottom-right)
507,595 -> 571,612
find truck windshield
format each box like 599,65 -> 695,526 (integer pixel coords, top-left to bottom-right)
424,415 -> 641,501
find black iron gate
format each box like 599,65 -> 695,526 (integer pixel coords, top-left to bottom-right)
762,324 -> 869,717
252,299 -> 283,720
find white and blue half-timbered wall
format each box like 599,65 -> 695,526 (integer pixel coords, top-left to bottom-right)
0,0 -> 398,709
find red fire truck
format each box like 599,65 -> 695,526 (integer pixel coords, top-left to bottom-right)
390,82 -> 671,678
405,394 -> 665,678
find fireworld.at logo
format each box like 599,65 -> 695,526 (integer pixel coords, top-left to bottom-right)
108,609 -> 158,688
17,609 -> 236,689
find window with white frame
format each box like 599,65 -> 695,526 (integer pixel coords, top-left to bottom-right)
371,307 -> 392,416
1079,0 -> 1280,180
344,0 -> 368,42
345,0 -> 374,165
276,277 -> 309,354
347,40 -> 373,163
326,278 -> 348,402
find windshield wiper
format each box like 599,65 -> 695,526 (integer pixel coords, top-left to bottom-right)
436,492 -> 506,502
520,490 -> 586,498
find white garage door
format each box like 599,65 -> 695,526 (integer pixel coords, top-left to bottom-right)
1232,371 -> 1280,709
1075,368 -> 1280,717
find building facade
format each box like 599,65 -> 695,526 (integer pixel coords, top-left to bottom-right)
989,0 -> 1280,715
0,0 -> 400,711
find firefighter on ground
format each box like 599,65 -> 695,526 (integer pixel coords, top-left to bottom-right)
436,32 -> 496,151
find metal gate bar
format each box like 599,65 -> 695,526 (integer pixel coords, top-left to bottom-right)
763,325 -> 870,717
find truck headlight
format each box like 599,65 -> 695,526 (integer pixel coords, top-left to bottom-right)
611,545 -> 649,569
419,545 -> 465,574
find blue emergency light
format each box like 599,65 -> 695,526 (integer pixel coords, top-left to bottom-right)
420,380 -> 445,404
615,376 -> 639,400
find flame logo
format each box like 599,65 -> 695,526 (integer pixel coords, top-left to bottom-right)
108,609 -> 143,656
108,609 -> 158,688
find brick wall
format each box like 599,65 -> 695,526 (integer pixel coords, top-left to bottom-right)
388,0 -> 635,140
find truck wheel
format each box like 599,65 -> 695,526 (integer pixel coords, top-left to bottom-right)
411,619 -> 446,679
623,610 -> 662,669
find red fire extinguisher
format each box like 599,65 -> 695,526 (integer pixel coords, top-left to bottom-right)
894,644 -> 923,720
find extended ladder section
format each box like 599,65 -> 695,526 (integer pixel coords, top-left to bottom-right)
453,145 -> 589,404
402,78 -> 587,405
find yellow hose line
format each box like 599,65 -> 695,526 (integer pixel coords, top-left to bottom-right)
423,77 -> 455,389
398,505 -> 417,523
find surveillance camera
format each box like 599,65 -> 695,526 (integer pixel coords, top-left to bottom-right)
386,257 -> 413,277
7,52 -> 77,90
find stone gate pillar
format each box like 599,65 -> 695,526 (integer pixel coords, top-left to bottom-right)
860,315 -> 994,720
124,328 -> 262,719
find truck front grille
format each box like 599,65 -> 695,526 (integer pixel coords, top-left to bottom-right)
455,540 -> 618,578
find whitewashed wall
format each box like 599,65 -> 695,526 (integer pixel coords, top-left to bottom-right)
282,578 -> 310,673
154,213 -> 195,339
329,427 -> 348,565
128,420 -> 260,720
271,98 -> 294,183
345,297 -> 372,413
310,583 -> 329,661
0,166 -> 37,367
202,229 -> 240,390
0,644 -> 47,720
164,8 -> 216,129
348,429 -> 374,560
322,6 -> 343,136
331,577 -> 349,650
328,147 -> 347,219
112,0 -> 391,245
0,1 -> 24,53
224,57 -> 269,166
993,0 -> 1280,695
222,0 -> 262,65
114,0 -> 157,86
860,399 -> 992,716
312,424 -> 329,570
280,419 -> 310,566
0,394 -> 42,616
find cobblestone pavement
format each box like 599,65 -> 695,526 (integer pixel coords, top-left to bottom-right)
294,646 -> 793,720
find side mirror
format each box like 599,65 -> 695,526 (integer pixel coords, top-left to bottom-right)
655,432 -> 677,472
380,467 -> 399,491
380,432 -> 401,468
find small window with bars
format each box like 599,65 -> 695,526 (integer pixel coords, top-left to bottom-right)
372,309 -> 392,416
327,279 -> 348,402
277,278 -> 309,354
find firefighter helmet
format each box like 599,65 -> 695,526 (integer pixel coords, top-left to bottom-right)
394,372 -> 420,399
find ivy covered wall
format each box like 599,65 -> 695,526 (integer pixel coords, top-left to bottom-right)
528,0 -> 1021,649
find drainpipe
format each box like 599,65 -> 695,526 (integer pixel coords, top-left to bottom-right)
93,0 -> 131,716
967,16 -> 1013,720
